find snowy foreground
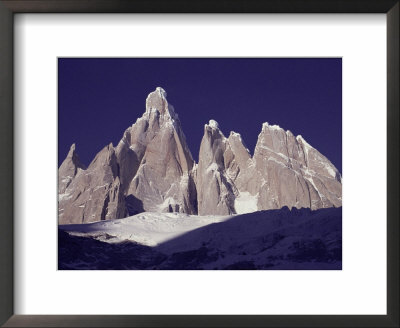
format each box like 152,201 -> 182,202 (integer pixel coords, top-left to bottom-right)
59,207 -> 342,270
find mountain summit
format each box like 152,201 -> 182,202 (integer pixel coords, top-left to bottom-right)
115,86 -> 197,216
59,87 -> 342,224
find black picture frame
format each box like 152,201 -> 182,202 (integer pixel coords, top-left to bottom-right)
0,1 -> 398,327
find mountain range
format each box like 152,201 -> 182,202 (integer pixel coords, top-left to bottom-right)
58,87 -> 342,224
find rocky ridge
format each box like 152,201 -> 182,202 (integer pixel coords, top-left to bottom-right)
59,87 -> 342,224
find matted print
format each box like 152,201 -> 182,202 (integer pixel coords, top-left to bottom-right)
58,58 -> 342,270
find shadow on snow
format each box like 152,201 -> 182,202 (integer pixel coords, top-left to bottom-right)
58,207 -> 342,270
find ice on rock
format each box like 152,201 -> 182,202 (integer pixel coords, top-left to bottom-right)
208,119 -> 219,129
156,86 -> 167,98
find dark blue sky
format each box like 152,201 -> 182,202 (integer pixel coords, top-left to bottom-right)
58,58 -> 342,172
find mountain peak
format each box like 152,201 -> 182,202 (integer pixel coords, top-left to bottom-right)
155,86 -> 167,98
229,131 -> 241,139
58,143 -> 86,194
146,87 -> 168,112
145,87 -> 177,121
65,143 -> 85,168
262,122 -> 282,131
66,143 -> 78,158
208,119 -> 219,129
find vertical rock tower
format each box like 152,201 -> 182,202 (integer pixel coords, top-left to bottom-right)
115,87 -> 197,215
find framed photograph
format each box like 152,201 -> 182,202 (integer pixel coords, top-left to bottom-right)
57,57 -> 343,271
0,1 -> 398,327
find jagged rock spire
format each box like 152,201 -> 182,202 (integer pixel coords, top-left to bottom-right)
58,143 -> 127,224
116,87 -> 197,214
58,143 -> 86,194
58,88 -> 342,224
196,120 -> 237,215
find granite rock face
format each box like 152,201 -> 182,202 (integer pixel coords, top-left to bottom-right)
59,88 -> 197,224
58,87 -> 342,224
58,144 -> 127,224
196,120 -> 237,215
58,143 -> 86,194
195,120 -> 342,215
115,87 -> 197,214
252,123 -> 342,211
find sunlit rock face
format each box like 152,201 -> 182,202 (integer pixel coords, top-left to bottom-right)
58,143 -> 126,224
58,143 -> 86,195
252,123 -> 342,211
58,87 -> 341,224
115,87 -> 197,215
59,88 -> 197,224
196,120 -> 237,216
195,120 -> 342,215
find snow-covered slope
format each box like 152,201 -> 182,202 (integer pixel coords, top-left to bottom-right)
59,207 -> 342,270
59,212 -> 232,247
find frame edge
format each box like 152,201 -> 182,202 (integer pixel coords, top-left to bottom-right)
0,1 -> 14,327
2,0 -> 399,327
387,2 -> 400,326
